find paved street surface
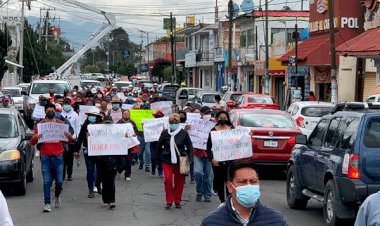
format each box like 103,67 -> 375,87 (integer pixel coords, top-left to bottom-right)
5,157 -> 326,226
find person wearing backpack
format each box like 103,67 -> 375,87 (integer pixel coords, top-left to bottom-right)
30,103 -> 74,213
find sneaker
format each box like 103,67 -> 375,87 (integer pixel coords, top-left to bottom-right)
43,204 -> 51,212
67,177 -> 73,181
204,197 -> 212,202
190,179 -> 195,184
145,167 -> 150,172
93,187 -> 98,193
125,177 -> 131,181
218,202 -> 225,208
139,165 -> 143,170
196,194 -> 202,202
109,203 -> 116,210
54,197 -> 61,208
175,204 -> 182,209
88,191 -> 94,198
165,204 -> 172,210
97,187 -> 102,194
212,190 -> 218,196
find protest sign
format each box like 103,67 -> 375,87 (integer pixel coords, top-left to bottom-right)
186,113 -> 201,122
143,117 -> 169,142
37,122 -> 69,143
187,118 -> 216,150
122,104 -> 133,110
79,105 -> 92,124
32,105 -> 46,119
211,128 -> 252,162
130,109 -> 155,131
87,124 -> 139,156
150,101 -> 173,116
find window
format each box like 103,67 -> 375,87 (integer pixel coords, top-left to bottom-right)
202,94 -> 216,103
0,114 -> 18,138
309,119 -> 328,148
31,83 -> 71,95
323,118 -> 342,149
239,114 -> 295,129
287,105 -> 294,115
248,96 -> 274,103
247,29 -> 255,46
364,118 -> 380,148
240,31 -> 247,48
2,89 -> 22,97
367,97 -> 376,103
301,106 -> 334,117
230,94 -> 242,102
18,115 -> 26,138
291,105 -> 299,116
339,117 -> 359,150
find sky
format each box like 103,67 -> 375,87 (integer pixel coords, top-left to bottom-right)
0,0 -> 309,48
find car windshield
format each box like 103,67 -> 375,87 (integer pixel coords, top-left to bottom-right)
364,118 -> 380,148
31,83 -> 71,94
301,106 -> 333,117
202,94 -> 216,103
248,96 -> 273,103
114,83 -> 131,89
187,89 -> 199,95
2,89 -> 21,97
239,113 -> 295,128
163,86 -> 179,93
230,94 -> 242,102
82,82 -> 101,88
0,114 -> 18,138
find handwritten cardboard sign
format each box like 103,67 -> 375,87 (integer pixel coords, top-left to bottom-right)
87,124 -> 139,156
187,118 -> 216,150
32,105 -> 46,119
150,101 -> 173,117
79,105 -> 92,124
37,122 -> 69,143
122,104 -> 133,110
130,109 -> 155,131
142,117 -> 169,142
186,113 -> 201,122
211,128 -> 252,162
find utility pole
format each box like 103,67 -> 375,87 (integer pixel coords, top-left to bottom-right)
328,0 -> 337,103
45,10 -> 49,51
19,0 -> 25,83
170,12 -> 175,84
228,0 -> 233,90
264,0 -> 270,94
147,33 -> 149,65
215,0 -> 219,22
301,0 -> 304,11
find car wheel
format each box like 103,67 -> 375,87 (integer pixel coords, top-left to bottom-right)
26,159 -> 34,182
286,165 -> 308,209
324,180 -> 344,226
15,168 -> 27,196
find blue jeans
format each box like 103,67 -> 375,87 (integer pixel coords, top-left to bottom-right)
194,156 -> 212,198
41,155 -> 64,205
138,135 -> 151,167
84,155 -> 97,193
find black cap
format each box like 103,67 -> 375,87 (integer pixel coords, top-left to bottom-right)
103,115 -> 113,124
200,106 -> 211,114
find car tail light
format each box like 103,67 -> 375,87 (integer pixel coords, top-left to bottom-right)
296,116 -> 305,128
288,136 -> 296,145
348,154 -> 360,179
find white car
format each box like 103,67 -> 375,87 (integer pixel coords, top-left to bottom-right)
366,94 -> 380,103
287,101 -> 335,137
1,87 -> 23,111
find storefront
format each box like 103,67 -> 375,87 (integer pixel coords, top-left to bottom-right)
253,60 -> 266,94
269,57 -> 286,108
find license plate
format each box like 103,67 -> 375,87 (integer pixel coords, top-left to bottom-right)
264,140 -> 278,148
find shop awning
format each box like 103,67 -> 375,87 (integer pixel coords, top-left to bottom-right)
336,27 -> 380,57
269,57 -> 286,75
280,33 -> 344,66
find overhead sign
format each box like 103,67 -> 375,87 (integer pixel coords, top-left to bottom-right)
163,18 -> 176,30
185,52 -> 196,68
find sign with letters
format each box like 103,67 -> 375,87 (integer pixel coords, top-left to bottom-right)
142,117 -> 169,142
32,105 -> 46,119
211,128 -> 252,161
187,118 -> 215,150
37,123 -> 69,143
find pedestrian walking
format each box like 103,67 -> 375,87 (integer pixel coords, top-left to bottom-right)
0,191 -> 14,226
150,109 -> 164,177
355,191 -> 380,226
109,96 -> 123,123
157,113 -> 193,209
178,111 -> 194,184
30,103 -> 74,212
74,107 -> 103,198
201,161 -> 289,226
206,111 -> 234,205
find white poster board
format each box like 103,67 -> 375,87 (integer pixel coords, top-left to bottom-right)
211,128 -> 252,161
150,101 -> 173,117
79,105 -> 92,124
142,117 -> 169,142
37,122 -> 69,143
186,113 -> 201,122
32,105 -> 46,119
122,104 -> 133,110
187,118 -> 216,150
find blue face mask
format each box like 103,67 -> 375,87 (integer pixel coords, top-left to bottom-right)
55,112 -> 61,118
112,104 -> 120,110
63,105 -> 71,112
170,123 -> 179,131
110,93 -> 115,97
232,184 -> 260,208
88,116 -> 97,123
105,98 -> 111,102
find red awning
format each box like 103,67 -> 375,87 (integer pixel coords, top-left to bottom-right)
280,33 -> 345,66
337,27 -> 380,57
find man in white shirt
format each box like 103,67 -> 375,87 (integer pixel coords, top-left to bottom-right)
61,98 -> 81,181
212,95 -> 227,112
0,191 -> 14,226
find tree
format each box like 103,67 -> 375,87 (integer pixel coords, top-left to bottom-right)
84,65 -> 100,73
0,25 -> 12,82
152,58 -> 171,79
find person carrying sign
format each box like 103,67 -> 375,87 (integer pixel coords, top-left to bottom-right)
30,103 -> 74,213
157,113 -> 193,210
206,111 -> 234,206
149,109 -> 165,177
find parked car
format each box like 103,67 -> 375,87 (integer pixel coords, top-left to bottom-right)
17,83 -> 30,93
287,101 -> 335,137
192,91 -> 221,108
175,88 -> 202,106
1,87 -> 23,112
366,94 -> 380,103
231,94 -> 280,110
23,80 -> 71,127
286,102 -> 380,225
230,109 -> 301,169
222,91 -> 253,111
80,80 -> 102,91
161,84 -> 180,102
113,81 -> 132,90
0,108 -> 35,195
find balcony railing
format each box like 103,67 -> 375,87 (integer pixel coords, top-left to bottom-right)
197,50 -> 214,62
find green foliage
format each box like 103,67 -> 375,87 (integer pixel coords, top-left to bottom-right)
152,58 -> 171,79
163,67 -> 172,82
0,26 -> 12,82
84,65 -> 100,73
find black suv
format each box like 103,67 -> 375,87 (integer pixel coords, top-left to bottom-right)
286,103 -> 380,225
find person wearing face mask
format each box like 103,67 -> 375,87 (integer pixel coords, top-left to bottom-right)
201,161 -> 288,226
99,99 -> 109,114
132,98 -> 143,109
30,103 -> 74,213
116,109 -> 139,181
149,110 -> 164,177
178,110 -> 194,184
74,107 -> 103,198
61,99 -> 81,181
157,114 -> 193,209
73,95 -> 84,114
94,98 -> 102,107
108,97 -> 122,123
206,111 -> 234,205
200,106 -> 214,121
0,96 -> 12,108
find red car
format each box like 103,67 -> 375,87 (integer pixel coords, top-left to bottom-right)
223,91 -> 253,111
229,109 -> 301,168
229,94 -> 280,110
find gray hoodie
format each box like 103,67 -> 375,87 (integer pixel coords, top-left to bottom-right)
355,191 -> 380,226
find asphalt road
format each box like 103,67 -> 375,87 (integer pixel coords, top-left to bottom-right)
4,156 -> 327,226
